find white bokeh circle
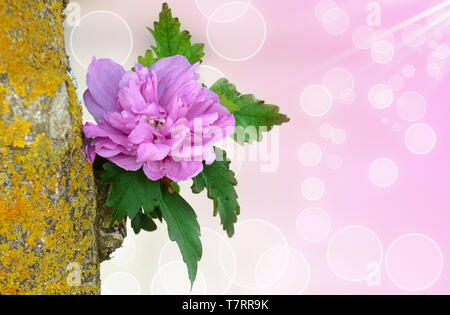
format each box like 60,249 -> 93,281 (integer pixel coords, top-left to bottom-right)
322,8 -> 350,35
428,51 -> 443,65
207,2 -> 267,61
327,226 -> 383,282
219,219 -> 289,290
158,228 -> 236,294
300,85 -> 333,117
322,67 -> 354,100
371,29 -> 396,46
197,64 -> 226,88
70,10 -> 133,69
402,64 -> 416,78
385,234 -> 443,292
319,123 -> 334,138
314,0 -> 338,22
327,154 -> 343,170
428,40 -> 438,49
151,261 -> 207,295
330,128 -> 346,144
255,246 -> 310,295
371,40 -> 395,64
397,92 -> 427,122
301,177 -> 325,201
195,0 -> 252,23
298,142 -> 322,167
369,158 -> 398,187
296,208 -> 331,242
368,84 -> 394,109
434,44 -> 450,59
427,62 -> 441,77
404,123 -> 436,155
102,272 -> 141,295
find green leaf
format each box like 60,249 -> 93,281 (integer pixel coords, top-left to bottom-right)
131,210 -> 157,234
191,174 -> 206,194
137,49 -> 158,67
158,187 -> 202,287
149,207 -> 163,222
171,181 -> 181,194
191,148 -> 239,237
148,3 -> 205,64
100,163 -> 161,228
210,78 -> 290,143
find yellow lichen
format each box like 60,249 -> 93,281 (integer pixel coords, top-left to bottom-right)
0,0 -> 99,295
0,127 -> 99,294
0,1 -> 67,105
0,86 -> 10,115
0,116 -> 31,148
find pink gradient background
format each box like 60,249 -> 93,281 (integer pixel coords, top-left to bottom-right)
65,0 -> 450,294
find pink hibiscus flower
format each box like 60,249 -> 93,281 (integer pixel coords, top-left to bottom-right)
83,55 -> 235,182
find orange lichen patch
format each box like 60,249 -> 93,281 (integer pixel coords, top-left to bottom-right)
0,1 -> 67,105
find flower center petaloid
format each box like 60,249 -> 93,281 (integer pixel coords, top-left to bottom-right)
141,114 -> 166,130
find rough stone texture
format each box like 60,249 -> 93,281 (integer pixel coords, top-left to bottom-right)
0,0 -> 121,294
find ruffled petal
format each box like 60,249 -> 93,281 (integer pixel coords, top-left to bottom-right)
117,71 -> 148,113
83,90 -> 105,122
83,122 -> 129,147
149,55 -> 202,115
82,55 -> 236,182
95,140 -> 125,158
107,154 -> 142,171
188,113 -> 219,129
84,139 -> 96,164
128,120 -> 154,145
163,158 -> 203,182
86,57 -> 125,113
203,114 -> 235,146
136,142 -> 171,163
185,88 -> 219,119
143,161 -> 165,180
186,87 -> 236,146
105,111 -> 138,134
203,146 -> 216,165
